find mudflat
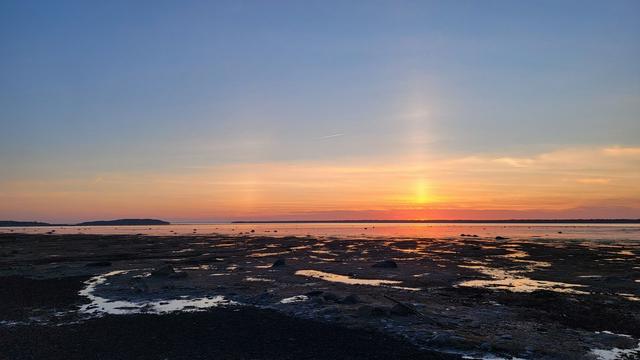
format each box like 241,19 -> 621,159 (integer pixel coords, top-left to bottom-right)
0,232 -> 638,359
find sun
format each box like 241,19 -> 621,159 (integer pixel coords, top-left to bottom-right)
414,179 -> 431,204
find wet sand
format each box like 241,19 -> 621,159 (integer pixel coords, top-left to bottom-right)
0,232 -> 639,359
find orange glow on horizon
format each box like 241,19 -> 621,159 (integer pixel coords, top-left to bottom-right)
1,146 -> 639,222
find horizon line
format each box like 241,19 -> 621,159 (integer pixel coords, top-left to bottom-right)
228,218 -> 640,224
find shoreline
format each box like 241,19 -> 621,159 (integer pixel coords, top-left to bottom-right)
1,233 -> 639,359
231,219 -> 640,224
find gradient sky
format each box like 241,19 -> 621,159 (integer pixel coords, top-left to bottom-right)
1,0 -> 639,222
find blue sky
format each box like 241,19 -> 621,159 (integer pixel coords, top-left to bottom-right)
1,1 -> 639,221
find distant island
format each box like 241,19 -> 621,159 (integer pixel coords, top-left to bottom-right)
232,219 -> 640,224
77,219 -> 170,226
0,219 -> 170,227
0,221 -> 57,227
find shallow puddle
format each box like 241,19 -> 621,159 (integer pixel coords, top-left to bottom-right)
79,271 -> 236,315
295,269 -> 402,286
457,265 -> 589,294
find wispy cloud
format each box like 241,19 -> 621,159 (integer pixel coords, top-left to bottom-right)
603,146 -> 640,156
2,145 -> 639,221
576,178 -> 611,185
318,133 -> 345,139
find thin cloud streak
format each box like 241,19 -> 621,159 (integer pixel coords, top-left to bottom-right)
318,133 -> 345,139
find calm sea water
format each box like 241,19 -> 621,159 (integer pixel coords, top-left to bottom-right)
2,223 -> 640,241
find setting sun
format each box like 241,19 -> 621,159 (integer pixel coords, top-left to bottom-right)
414,179 -> 431,204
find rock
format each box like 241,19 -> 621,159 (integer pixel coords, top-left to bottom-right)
130,280 -> 149,293
322,292 -> 340,302
85,261 -> 112,267
151,265 -> 175,276
305,290 -> 324,297
312,296 -> 327,305
356,305 -> 389,317
390,303 -> 412,316
597,331 -> 637,348
169,271 -> 188,279
248,292 -> 275,305
372,260 -> 398,268
272,259 -> 286,267
340,294 -> 362,304
495,236 -> 509,240
428,333 -> 470,349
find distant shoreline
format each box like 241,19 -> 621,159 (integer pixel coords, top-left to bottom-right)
232,219 -> 640,224
0,219 -> 170,227
3,219 -> 640,227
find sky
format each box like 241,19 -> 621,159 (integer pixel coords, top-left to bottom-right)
1,0 -> 639,222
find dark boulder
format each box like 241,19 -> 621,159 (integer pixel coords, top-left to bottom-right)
372,260 -> 398,268
322,292 -> 340,302
356,305 -> 389,317
390,303 -> 412,316
168,271 -> 188,279
151,265 -> 175,276
272,259 -> 286,267
339,294 -> 362,305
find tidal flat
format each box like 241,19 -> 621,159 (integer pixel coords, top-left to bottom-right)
0,231 -> 639,359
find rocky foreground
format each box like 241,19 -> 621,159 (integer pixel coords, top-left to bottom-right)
0,233 -> 639,359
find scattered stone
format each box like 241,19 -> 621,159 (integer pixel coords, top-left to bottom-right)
356,305 -> 389,317
339,294 -> 362,305
248,292 -> 275,305
322,292 -> 340,302
428,333 -> 471,349
305,290 -> 324,297
168,271 -> 188,279
372,260 -> 398,268
85,261 -> 112,267
151,265 -> 175,276
597,331 -> 638,348
390,303 -> 412,316
271,259 -> 286,267
312,296 -> 327,305
130,280 -> 149,293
